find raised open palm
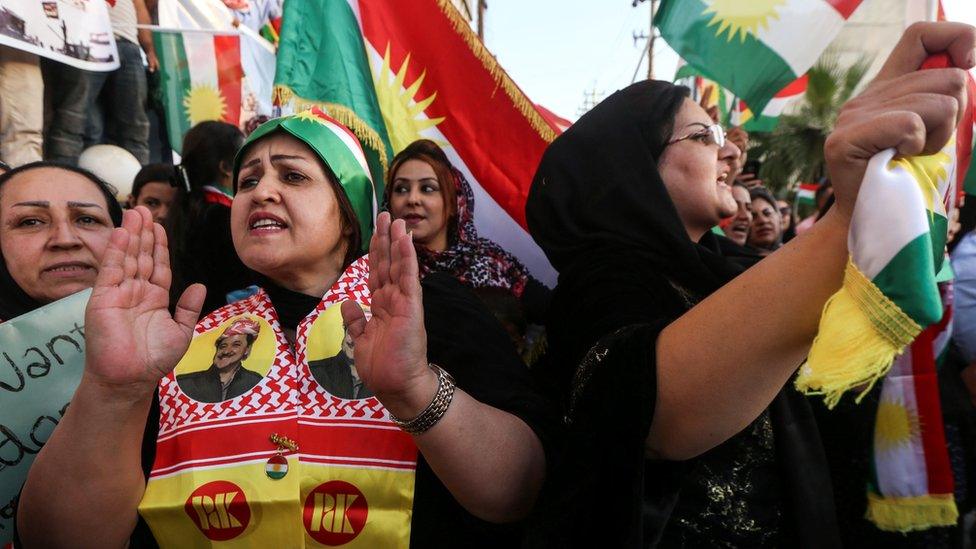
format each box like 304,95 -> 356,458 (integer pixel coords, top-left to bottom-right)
341,213 -> 430,401
84,207 -> 205,391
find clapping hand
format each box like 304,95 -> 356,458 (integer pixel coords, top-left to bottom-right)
341,213 -> 434,414
83,207 -> 205,396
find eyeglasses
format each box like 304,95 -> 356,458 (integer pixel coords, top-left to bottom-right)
666,124 -> 726,148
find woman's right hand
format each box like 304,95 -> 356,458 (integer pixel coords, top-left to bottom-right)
83,206 -> 205,397
826,21 -> 976,219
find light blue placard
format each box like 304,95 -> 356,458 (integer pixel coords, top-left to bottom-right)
0,289 -> 90,544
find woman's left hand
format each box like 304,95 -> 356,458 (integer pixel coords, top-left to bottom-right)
341,212 -> 436,415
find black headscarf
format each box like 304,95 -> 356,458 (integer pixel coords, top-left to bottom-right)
0,162 -> 123,321
524,81 -> 838,547
527,80 -> 742,298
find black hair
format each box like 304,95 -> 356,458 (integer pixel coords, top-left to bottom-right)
180,121 -> 245,192
0,161 -> 123,226
132,163 -> 177,201
748,186 -> 778,211
166,122 -> 245,302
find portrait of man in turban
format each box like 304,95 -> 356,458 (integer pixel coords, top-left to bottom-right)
177,317 -> 265,403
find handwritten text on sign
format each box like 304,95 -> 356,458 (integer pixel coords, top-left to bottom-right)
0,289 -> 90,544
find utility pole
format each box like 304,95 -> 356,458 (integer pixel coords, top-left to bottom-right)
477,0 -> 487,41
631,0 -> 659,81
647,0 -> 657,79
577,87 -> 603,117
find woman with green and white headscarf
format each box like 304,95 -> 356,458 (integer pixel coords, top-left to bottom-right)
18,109 -> 551,547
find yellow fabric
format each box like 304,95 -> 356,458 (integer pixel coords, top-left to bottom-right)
866,493 -> 959,533
796,259 -> 922,408
140,460 -> 414,548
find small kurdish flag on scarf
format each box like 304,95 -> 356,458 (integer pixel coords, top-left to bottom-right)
866,282 -> 957,532
656,0 -> 863,114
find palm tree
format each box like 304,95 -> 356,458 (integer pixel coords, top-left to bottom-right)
751,56 -> 869,194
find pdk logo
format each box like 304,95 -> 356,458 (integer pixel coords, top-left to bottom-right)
184,480 -> 251,541
303,481 -> 368,545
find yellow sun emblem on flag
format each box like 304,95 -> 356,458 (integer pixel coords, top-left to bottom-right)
373,43 -> 446,154
889,146 -> 952,214
183,85 -> 227,126
874,398 -> 919,452
703,0 -> 787,43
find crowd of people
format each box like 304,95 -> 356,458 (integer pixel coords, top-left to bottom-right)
2,17 -> 976,549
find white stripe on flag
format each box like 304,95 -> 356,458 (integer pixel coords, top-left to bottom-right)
875,350 -> 929,497
849,149 -> 930,279
755,0 -> 847,77
183,32 -> 218,89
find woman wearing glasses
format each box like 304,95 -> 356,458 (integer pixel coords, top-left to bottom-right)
526,22 -> 975,547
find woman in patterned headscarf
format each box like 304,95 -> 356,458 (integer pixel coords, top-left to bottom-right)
385,139 -> 550,323
19,109 -> 553,547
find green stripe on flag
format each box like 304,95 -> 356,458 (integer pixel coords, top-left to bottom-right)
965,141 -> 976,196
871,232 -> 943,328
154,32 -> 192,155
655,0 -> 796,114
275,0 -> 393,193
743,114 -> 779,133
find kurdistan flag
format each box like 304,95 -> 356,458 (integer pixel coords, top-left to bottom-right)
734,74 -> 807,132
867,286 -> 957,532
657,0 -> 862,114
274,0 -> 561,284
155,0 -> 276,154
674,64 -> 807,131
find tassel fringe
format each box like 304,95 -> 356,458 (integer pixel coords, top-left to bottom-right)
434,0 -> 557,143
796,259 -> 921,408
866,493 -> 959,532
273,85 -> 390,173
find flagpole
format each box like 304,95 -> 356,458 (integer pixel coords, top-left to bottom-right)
131,23 -> 275,53
131,23 -> 237,35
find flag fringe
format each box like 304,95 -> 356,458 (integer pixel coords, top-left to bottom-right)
796,259 -> 921,408
433,0 -> 557,143
866,493 -> 959,532
273,85 -> 389,173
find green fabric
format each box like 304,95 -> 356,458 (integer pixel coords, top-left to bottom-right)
274,0 -> 392,193
233,112 -> 376,252
965,142 -> 976,196
154,31 -> 192,155
871,232 -> 943,328
656,0 -> 796,114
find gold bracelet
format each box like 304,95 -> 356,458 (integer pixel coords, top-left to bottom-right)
389,364 -> 456,435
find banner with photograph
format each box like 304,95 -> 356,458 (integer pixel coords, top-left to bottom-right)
0,0 -> 118,71
0,289 -> 90,545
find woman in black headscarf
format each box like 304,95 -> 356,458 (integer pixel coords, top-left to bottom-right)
525,21 -> 975,548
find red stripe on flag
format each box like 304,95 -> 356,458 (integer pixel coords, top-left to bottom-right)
213,34 -> 243,125
359,0 -> 552,229
911,311 -> 955,495
937,0 -> 946,21
825,0 -> 863,19
775,74 -> 808,98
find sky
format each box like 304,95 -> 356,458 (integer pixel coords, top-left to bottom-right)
485,0 -> 976,122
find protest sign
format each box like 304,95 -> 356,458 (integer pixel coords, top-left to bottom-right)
0,289 -> 90,544
0,0 -> 118,71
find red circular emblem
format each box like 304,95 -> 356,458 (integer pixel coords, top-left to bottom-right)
184,480 -> 251,541
303,480 -> 368,545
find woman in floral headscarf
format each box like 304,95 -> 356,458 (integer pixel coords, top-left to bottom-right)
18,110 -> 553,547
386,139 -> 551,323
